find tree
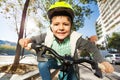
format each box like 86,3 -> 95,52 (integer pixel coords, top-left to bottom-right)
108,32 -> 120,53
0,0 -> 47,64
3,0 -> 30,72
0,0 -> 22,35
0,0 -> 45,36
13,0 -> 30,65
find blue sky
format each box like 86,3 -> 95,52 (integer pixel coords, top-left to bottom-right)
78,3 -> 99,38
0,3 -> 99,43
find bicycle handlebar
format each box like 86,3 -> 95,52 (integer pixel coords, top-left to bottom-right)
28,43 -> 103,78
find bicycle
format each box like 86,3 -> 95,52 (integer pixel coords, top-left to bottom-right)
28,43 -> 103,80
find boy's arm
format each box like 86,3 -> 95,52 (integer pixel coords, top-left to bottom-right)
77,37 -> 114,73
19,33 -> 46,50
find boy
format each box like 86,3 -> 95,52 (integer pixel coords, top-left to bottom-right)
19,1 -> 114,80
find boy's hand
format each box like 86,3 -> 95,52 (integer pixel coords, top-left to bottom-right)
19,38 -> 31,50
98,61 -> 114,73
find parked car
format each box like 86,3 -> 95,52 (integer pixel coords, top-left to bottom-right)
0,53 -> 8,55
105,53 -> 120,64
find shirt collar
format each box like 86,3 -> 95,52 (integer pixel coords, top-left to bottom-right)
53,36 -> 70,44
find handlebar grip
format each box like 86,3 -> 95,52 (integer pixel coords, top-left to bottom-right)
28,43 -> 43,49
94,68 -> 103,78
92,63 -> 103,78
28,43 -> 49,61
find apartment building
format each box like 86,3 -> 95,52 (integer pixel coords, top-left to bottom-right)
96,0 -> 120,46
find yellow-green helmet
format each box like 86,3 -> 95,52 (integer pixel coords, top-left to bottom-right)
47,1 -> 74,22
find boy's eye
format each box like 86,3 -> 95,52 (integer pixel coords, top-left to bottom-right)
64,23 -> 69,26
54,23 -> 59,26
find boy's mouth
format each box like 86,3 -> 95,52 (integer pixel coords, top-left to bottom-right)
57,31 -> 66,34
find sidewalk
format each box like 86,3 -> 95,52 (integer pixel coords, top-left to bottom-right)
0,54 -> 40,80
0,56 -> 15,65
0,54 -> 38,65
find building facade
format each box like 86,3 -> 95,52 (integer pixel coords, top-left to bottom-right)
96,0 -> 120,47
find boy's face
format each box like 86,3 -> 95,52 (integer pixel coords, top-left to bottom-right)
50,16 -> 71,41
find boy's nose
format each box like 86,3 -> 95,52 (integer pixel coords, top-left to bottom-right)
59,25 -> 64,30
